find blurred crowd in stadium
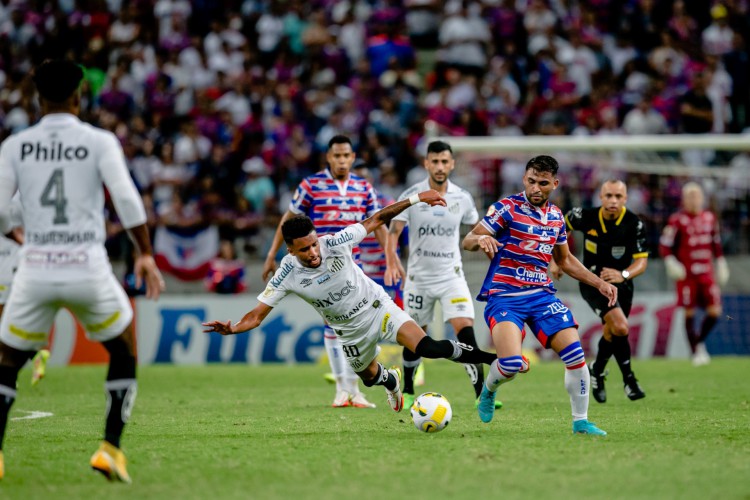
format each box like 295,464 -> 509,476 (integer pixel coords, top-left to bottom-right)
0,0 -> 749,269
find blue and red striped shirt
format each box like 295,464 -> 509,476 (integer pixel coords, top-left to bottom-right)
359,191 -> 393,282
478,192 -> 567,300
289,168 -> 380,261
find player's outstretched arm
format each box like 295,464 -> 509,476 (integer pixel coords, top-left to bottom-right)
553,242 -> 617,307
263,209 -> 295,281
385,220 -> 406,287
361,190 -> 445,234
462,224 -> 501,258
202,302 -> 274,335
128,223 -> 166,300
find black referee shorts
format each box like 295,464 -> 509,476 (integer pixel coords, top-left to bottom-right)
580,281 -> 634,322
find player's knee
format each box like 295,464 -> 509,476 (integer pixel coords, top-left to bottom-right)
558,341 -> 586,370
610,319 -> 629,337
497,356 -> 523,377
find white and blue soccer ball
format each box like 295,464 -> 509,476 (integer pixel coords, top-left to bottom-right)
410,392 -> 452,433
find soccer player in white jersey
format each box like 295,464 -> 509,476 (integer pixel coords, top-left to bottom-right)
0,198 -> 49,387
0,60 -> 165,483
385,140 -> 501,410
262,136 -> 379,409
203,190 -> 498,411
0,197 -> 22,317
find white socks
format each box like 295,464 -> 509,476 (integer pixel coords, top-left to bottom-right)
484,358 -> 517,392
565,365 -> 590,421
323,328 -> 361,395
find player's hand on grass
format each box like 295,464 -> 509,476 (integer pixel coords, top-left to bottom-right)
135,254 -> 165,300
202,320 -> 235,335
600,267 -> 624,284
598,281 -> 618,307
417,190 -> 447,207
262,257 -> 278,282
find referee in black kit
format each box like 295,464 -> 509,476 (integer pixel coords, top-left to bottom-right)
550,179 -> 648,403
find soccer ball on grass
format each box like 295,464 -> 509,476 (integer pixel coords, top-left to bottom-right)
410,392 -> 452,433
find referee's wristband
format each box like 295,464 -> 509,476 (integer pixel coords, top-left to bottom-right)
409,194 -> 421,206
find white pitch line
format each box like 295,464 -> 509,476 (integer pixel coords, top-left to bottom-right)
11,410 -> 54,421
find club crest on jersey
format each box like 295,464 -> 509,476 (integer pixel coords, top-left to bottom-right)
611,246 -> 626,259
327,257 -> 344,273
449,202 -> 460,214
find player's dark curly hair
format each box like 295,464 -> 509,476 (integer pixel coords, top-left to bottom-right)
32,59 -> 84,103
525,155 -> 559,176
427,140 -> 453,156
282,215 -> 316,245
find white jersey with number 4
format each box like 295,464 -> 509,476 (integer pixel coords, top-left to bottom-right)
0,114 -> 146,282
258,224 -> 395,343
393,179 -> 479,285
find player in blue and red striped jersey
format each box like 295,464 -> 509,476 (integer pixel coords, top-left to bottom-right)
262,136 -> 383,409
352,161 -> 403,309
463,155 -> 617,436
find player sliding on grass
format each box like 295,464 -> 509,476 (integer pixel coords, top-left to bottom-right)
203,190 -> 498,411
463,155 -> 617,436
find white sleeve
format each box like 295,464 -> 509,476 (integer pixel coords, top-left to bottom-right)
257,259 -> 293,307
0,139 -> 18,234
462,193 -> 479,225
322,224 -> 367,253
392,187 -> 413,224
97,131 -> 147,229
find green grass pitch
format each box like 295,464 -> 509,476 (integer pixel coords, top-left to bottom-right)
2,358 -> 749,499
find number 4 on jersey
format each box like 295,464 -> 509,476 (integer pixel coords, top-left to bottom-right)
40,168 -> 69,224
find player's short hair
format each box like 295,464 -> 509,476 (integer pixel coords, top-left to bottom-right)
602,178 -> 627,190
682,181 -> 703,195
427,140 -> 453,156
328,135 -> 353,150
525,155 -> 559,176
282,215 -> 316,245
32,59 -> 84,103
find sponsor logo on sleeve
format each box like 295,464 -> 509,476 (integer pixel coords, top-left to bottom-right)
326,231 -> 355,248
270,262 -> 294,288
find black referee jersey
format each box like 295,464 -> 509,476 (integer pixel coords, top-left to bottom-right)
564,206 -> 649,275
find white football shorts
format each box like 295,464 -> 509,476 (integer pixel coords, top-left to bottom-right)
403,277 -> 475,327
0,272 -> 133,351
336,298 -> 412,373
0,280 -> 10,305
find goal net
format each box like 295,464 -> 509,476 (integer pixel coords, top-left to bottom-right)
438,129 -> 750,258
427,129 -> 750,357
